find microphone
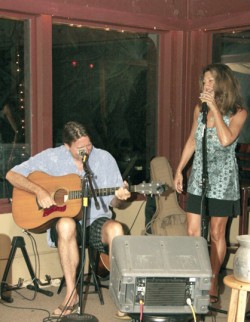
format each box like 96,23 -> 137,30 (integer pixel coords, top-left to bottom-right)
78,148 -> 88,162
201,102 -> 208,125
201,102 -> 208,114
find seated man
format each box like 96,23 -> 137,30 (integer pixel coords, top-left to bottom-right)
6,121 -> 131,317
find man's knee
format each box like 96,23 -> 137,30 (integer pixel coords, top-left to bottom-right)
103,220 -> 124,241
56,217 -> 77,236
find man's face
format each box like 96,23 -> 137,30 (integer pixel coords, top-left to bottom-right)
65,136 -> 93,161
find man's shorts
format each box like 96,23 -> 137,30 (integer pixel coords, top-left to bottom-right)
50,216 -> 110,254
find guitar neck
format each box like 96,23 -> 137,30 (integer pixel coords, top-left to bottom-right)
94,187 -> 118,196
68,185 -> 139,200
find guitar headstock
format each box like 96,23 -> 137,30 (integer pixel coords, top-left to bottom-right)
133,181 -> 167,196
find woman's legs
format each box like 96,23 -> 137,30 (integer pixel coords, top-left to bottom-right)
186,212 -> 201,237
209,216 -> 228,299
187,212 -> 228,301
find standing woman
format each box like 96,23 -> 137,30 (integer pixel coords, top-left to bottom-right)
173,63 -> 247,303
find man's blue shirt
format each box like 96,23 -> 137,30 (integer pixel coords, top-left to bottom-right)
11,145 -> 123,246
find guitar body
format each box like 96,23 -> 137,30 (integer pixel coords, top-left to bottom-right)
12,172 -> 82,233
11,171 -> 165,234
97,253 -> 110,278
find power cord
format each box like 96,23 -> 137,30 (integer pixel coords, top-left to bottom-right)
138,300 -> 144,322
24,230 -> 40,280
186,298 -> 197,322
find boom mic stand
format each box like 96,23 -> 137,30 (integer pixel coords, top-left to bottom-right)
201,103 -> 209,239
61,155 -> 99,322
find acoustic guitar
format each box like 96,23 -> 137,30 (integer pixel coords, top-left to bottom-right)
12,171 -> 166,233
97,253 -> 110,278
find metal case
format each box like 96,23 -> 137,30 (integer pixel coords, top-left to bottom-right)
109,236 -> 212,315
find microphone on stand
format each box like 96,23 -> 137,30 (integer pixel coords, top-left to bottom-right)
201,102 -> 208,124
78,148 -> 88,163
62,149 -> 99,322
78,148 -> 100,210
200,101 -> 209,238
78,148 -> 91,175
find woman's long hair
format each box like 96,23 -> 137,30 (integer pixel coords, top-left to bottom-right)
199,63 -> 244,116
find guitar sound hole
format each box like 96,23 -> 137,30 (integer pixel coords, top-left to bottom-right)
54,189 -> 67,205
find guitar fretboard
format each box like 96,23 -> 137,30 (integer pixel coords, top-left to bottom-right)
68,187 -> 118,200
68,185 -> 141,200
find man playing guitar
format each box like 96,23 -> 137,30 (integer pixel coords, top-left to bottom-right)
6,121 -> 131,317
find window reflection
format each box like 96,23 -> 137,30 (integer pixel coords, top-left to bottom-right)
52,23 -> 158,184
213,31 -> 250,143
0,18 -> 29,199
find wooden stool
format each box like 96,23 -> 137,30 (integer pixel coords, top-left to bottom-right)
223,274 -> 250,322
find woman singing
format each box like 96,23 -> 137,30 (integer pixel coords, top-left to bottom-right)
174,63 -> 247,303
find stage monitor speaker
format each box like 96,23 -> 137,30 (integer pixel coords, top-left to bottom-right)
109,236 -> 212,315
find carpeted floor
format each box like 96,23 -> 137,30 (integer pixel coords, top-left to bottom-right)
0,269 -> 249,322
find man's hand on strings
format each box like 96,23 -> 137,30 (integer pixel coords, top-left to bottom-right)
36,187 -> 56,209
115,181 -> 131,200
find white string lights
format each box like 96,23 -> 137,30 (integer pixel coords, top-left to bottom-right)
15,50 -> 25,142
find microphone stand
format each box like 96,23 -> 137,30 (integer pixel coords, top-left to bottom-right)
61,156 -> 99,322
201,104 -> 209,239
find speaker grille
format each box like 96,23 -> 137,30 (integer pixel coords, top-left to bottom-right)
144,277 -> 188,306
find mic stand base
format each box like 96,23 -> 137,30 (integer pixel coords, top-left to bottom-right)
60,313 -> 99,322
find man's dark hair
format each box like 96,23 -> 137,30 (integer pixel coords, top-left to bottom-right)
62,121 -> 90,146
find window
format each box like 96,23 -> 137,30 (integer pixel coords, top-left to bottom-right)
0,17 -> 30,200
213,30 -> 250,143
0,17 -> 158,211
52,23 -> 158,184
